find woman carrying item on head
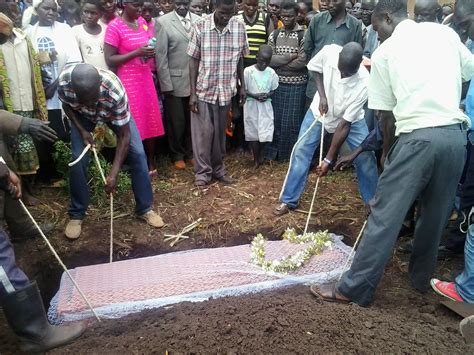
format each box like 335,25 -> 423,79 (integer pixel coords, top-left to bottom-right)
104,0 -> 164,176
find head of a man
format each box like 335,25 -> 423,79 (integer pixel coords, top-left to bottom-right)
256,44 -> 272,71
328,0 -> 346,18
338,42 -> 363,78
189,0 -> 203,15
414,0 -> 440,23
296,1 -> 309,25
352,1 -> 361,19
71,64 -> 102,107
454,0 -> 474,41
243,0 -> 258,18
214,0 -> 235,28
319,0 -> 328,12
0,2 -> 21,28
174,0 -> 190,17
267,0 -> 282,17
371,0 -> 408,43
360,0 -> 378,26
280,1 -> 298,30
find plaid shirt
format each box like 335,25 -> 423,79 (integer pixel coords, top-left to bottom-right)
58,64 -> 130,126
187,15 -> 250,106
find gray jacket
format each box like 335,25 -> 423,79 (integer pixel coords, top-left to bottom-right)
155,11 -> 201,97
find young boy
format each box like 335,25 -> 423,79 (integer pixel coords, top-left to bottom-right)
243,44 -> 279,169
72,0 -> 108,70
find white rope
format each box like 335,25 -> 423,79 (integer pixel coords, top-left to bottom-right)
68,144 -> 91,167
68,144 -> 114,263
91,147 -> 114,264
338,219 -> 367,280
303,115 -> 325,236
19,199 -> 101,321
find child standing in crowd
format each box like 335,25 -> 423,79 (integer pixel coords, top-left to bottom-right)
104,0 -> 164,176
243,44 -> 278,169
159,0 -> 175,14
73,0 -> 108,70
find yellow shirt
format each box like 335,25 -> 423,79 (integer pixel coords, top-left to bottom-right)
368,20 -> 474,135
0,29 -> 34,111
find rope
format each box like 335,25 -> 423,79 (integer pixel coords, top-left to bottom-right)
68,145 -> 114,263
338,219 -> 367,281
91,147 -> 114,264
19,199 -> 101,322
303,115 -> 325,236
68,144 -> 91,167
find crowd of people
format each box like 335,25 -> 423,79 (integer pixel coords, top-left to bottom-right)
0,0 -> 474,351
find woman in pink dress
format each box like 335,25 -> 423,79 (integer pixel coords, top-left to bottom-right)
104,0 -> 164,175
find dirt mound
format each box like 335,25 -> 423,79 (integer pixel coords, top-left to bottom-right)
0,153 -> 468,353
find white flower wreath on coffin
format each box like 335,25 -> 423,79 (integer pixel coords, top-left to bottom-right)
250,228 -> 332,274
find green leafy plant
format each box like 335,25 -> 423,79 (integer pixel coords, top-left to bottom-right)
52,141 -> 132,206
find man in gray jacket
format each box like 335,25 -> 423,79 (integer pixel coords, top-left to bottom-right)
155,0 -> 200,170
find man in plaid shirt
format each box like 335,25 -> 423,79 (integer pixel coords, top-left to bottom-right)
187,0 -> 250,186
58,63 -> 164,240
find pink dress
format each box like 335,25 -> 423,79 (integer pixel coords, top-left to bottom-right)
105,17 -> 164,140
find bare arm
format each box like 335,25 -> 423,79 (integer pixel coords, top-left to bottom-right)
106,123 -> 130,194
315,72 -> 328,115
189,57 -> 199,113
237,56 -> 246,105
379,110 -> 396,163
104,43 -> 154,68
325,119 -> 351,162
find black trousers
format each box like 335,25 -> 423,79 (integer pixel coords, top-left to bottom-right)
163,95 -> 192,162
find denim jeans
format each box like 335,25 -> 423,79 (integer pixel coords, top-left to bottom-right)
68,117 -> 153,219
280,109 -> 378,208
456,209 -> 474,303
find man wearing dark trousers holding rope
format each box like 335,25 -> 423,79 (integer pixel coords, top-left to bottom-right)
312,0 -> 474,306
0,111 -> 85,353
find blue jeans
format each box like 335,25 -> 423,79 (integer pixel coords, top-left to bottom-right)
0,228 -> 29,298
280,109 -> 378,208
68,118 -> 153,219
456,211 -> 474,303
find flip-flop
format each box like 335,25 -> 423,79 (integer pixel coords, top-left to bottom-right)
310,283 -> 350,304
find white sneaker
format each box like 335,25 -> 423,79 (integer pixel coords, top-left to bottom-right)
65,220 -> 83,240
138,210 -> 164,228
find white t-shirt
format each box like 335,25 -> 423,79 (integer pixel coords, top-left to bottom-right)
72,24 -> 108,70
308,44 -> 368,133
26,22 -> 82,110
369,19 -> 474,135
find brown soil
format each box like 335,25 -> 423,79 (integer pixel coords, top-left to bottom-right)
0,153 -> 469,353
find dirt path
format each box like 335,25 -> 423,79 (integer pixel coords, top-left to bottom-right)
0,153 -> 468,353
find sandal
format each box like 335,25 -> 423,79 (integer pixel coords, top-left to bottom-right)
310,283 -> 350,304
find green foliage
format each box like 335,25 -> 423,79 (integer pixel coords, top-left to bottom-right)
52,141 -> 132,206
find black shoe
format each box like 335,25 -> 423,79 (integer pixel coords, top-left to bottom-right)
1,282 -> 86,352
215,175 -> 235,185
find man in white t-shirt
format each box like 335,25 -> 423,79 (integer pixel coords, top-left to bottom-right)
312,0 -> 474,307
274,42 -> 378,216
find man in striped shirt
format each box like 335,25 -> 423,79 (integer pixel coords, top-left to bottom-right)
58,63 -> 165,240
187,0 -> 249,186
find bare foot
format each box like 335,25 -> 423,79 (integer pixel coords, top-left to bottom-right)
22,190 -> 40,206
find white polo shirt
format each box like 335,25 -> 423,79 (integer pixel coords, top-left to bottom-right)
369,19 -> 474,136
308,44 -> 369,133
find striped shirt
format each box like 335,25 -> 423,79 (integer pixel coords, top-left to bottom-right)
187,14 -> 250,106
235,12 -> 267,67
58,64 -> 131,126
